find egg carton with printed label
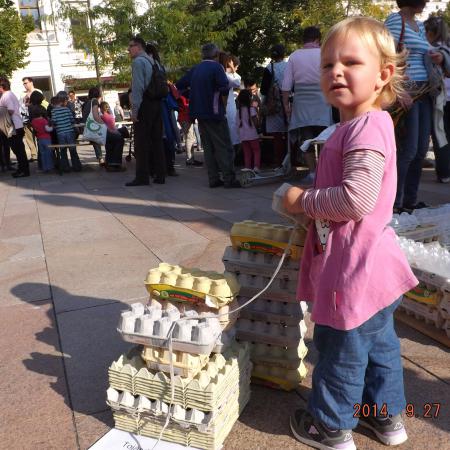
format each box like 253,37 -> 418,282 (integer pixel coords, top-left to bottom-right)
237,296 -> 307,326
439,293 -> 450,319
160,298 -> 239,331
231,220 -> 306,246
412,267 -> 450,292
118,302 -> 222,355
249,340 -> 308,369
222,246 -> 299,279
236,318 -> 307,347
109,343 -> 251,411
145,263 -> 239,307
252,361 -> 308,391
233,273 -> 297,302
399,297 -> 444,328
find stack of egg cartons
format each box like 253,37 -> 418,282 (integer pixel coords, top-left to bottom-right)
397,237 -> 450,338
107,263 -> 252,449
223,220 -> 308,390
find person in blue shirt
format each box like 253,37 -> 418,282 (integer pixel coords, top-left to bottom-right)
177,43 -> 240,188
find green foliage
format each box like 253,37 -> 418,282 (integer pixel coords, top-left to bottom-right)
0,1 -> 33,77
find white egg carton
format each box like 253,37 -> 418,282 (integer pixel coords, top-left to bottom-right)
249,340 -> 308,369
233,272 -> 297,302
412,267 -> 450,291
236,318 -> 307,347
237,296 -> 306,326
222,246 -> 299,279
399,297 -> 444,328
118,302 -> 222,355
108,342 -> 251,411
252,361 -> 308,391
443,319 -> 450,338
398,224 -> 442,243
440,294 -> 450,319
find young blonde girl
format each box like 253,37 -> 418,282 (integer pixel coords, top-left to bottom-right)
283,17 -> 418,450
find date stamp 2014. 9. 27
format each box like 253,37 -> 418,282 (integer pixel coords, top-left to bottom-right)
353,403 -> 441,419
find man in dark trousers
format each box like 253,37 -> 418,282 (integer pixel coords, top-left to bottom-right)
126,36 -> 165,186
176,43 -> 240,188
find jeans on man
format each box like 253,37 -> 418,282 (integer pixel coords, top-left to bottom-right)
134,98 -> 165,182
395,94 -> 432,208
197,119 -> 236,185
308,299 -> 405,430
57,131 -> 81,171
8,127 -> 29,174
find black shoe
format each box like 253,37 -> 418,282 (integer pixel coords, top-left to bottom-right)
186,158 -> 203,166
125,179 -> 150,186
209,180 -> 224,188
12,171 -> 30,178
224,179 -> 242,188
28,157 -> 37,163
403,201 -> 430,211
153,177 -> 165,184
290,408 -> 356,450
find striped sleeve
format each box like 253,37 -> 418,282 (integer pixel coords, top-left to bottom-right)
300,150 -> 385,222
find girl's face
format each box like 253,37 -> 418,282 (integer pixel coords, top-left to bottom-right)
320,31 -> 393,122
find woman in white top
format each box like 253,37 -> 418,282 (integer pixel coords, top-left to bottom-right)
282,26 -> 333,179
0,76 -> 30,177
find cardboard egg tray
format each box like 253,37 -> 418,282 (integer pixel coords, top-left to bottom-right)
398,224 -> 442,243
411,267 -> 450,291
233,273 -> 297,302
222,246 -> 299,279
141,346 -> 210,378
160,298 -> 239,331
440,294 -> 450,319
118,302 -> 222,355
236,318 -> 307,347
144,263 -> 239,309
443,319 -> 450,338
399,297 -> 444,328
252,361 -> 308,391
109,343 -> 251,411
230,220 -> 305,260
404,282 -> 442,306
237,296 -> 306,326
249,341 -> 308,369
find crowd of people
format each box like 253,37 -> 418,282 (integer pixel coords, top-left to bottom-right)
0,0 -> 449,203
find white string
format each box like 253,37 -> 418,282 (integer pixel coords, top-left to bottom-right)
150,225 -> 300,449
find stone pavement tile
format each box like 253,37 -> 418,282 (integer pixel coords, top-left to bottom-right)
35,192 -> 110,223
179,238 -> 230,272
0,300 -> 78,449
0,257 -> 50,306
41,216 -> 131,251
151,239 -> 210,266
185,216 -> 231,240
397,321 -> 450,383
0,233 -> 44,263
57,302 -> 132,415
45,239 -> 157,313
2,197 -> 37,217
75,410 -> 114,450
0,211 -> 40,239
110,203 -> 167,221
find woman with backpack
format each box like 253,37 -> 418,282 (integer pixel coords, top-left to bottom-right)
260,44 -> 288,167
281,26 -> 333,183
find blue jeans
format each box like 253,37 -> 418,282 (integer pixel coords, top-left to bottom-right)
37,138 -> 54,171
395,93 -> 432,208
308,299 -> 405,430
57,131 -> 81,171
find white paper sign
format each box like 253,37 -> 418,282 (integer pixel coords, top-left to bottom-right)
89,429 -> 201,450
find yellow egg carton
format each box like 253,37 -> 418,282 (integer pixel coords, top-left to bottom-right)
141,346 -> 209,378
399,297 -> 444,329
252,361 -> 308,391
222,245 -> 299,279
108,342 -> 251,411
145,263 -> 239,309
230,220 -> 305,260
404,282 -> 442,306
238,296 -> 307,326
249,341 -> 308,369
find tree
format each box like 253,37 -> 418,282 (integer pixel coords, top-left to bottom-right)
0,0 -> 34,77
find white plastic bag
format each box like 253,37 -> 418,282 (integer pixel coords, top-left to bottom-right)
82,100 -> 107,145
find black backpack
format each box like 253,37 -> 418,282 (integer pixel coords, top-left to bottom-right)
145,61 -> 169,100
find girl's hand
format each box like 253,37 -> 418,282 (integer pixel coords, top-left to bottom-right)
283,186 -> 305,214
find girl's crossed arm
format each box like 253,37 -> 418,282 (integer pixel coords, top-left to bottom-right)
283,149 -> 385,222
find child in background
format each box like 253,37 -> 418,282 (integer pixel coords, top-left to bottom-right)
236,89 -> 261,172
177,94 -> 202,166
51,92 -> 81,171
31,106 -> 54,172
100,101 -> 116,132
283,17 -> 418,450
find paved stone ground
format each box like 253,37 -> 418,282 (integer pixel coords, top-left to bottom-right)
0,148 -> 449,450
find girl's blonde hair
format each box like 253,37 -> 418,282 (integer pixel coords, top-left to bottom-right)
321,17 -> 408,109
